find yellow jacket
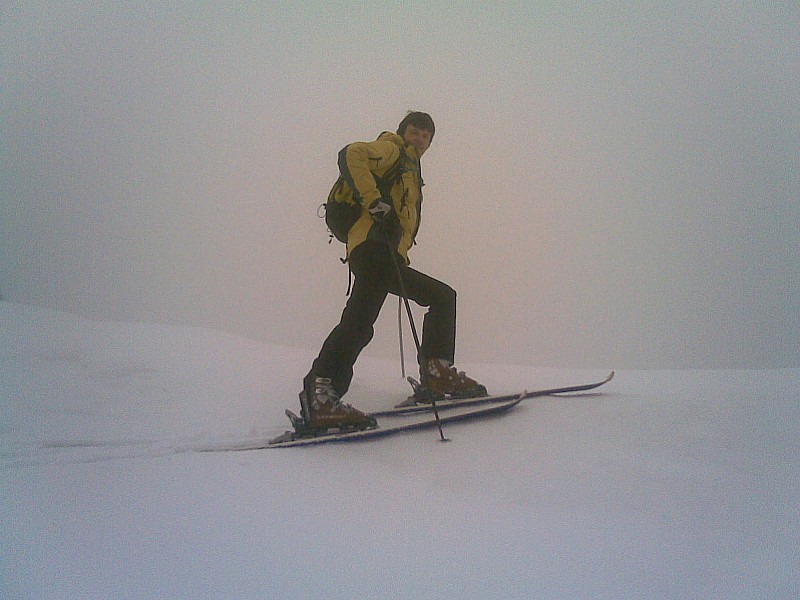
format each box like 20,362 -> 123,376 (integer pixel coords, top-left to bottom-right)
336,131 -> 424,264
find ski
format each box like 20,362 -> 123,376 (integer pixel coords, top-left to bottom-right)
197,395 -> 523,451
370,371 -> 615,418
193,372 -> 613,452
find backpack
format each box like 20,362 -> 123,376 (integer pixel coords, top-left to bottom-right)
324,140 -> 406,243
324,175 -> 363,243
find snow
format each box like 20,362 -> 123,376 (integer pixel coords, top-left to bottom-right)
2,301 -> 798,599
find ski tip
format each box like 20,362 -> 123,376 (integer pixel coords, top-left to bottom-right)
606,370 -> 615,382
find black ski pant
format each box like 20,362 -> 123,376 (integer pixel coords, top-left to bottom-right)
309,240 -> 456,396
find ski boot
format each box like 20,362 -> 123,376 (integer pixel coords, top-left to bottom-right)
293,375 -> 377,436
417,358 -> 488,401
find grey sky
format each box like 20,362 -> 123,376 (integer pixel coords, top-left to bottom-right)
2,2 -> 798,369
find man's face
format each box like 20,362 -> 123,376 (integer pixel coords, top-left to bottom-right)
402,124 -> 432,155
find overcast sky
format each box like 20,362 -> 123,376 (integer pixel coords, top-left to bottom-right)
2,2 -> 798,369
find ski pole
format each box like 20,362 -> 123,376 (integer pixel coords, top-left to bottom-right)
383,230 -> 449,442
398,296 -> 406,379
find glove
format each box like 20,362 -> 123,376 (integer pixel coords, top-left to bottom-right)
367,198 -> 401,246
367,198 -> 393,222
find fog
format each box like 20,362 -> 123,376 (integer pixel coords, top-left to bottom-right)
2,2 -> 798,369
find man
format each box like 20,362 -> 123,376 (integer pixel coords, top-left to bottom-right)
301,112 -> 486,431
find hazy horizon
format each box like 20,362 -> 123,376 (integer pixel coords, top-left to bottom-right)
2,2 -> 798,369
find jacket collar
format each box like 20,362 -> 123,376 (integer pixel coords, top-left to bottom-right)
378,131 -> 421,161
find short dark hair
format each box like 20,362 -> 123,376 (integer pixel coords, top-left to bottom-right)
397,111 -> 435,141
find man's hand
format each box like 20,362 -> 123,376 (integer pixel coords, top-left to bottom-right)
367,198 -> 401,246
367,198 -> 393,222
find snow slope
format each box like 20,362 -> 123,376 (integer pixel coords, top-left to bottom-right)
2,302 -> 798,599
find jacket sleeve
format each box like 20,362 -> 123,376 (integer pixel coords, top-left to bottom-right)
338,139 -> 401,208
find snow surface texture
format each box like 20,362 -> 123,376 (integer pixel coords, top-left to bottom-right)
2,301 -> 798,599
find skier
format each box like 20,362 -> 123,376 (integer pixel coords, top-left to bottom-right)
300,112 -> 487,432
